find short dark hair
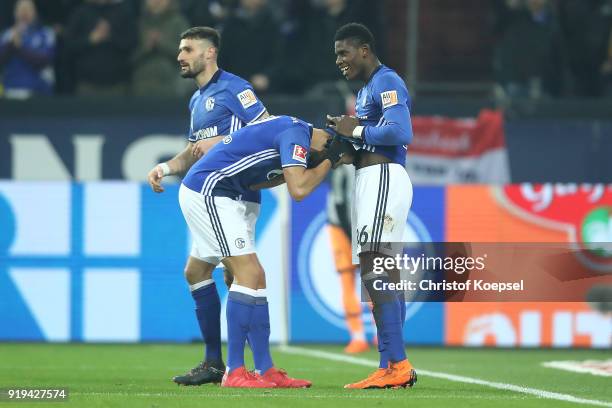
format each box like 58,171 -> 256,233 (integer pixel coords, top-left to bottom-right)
334,23 -> 376,54
180,26 -> 221,50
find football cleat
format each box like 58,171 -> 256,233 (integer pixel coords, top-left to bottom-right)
344,368 -> 388,389
172,360 -> 225,386
262,367 -> 312,388
344,339 -> 370,354
344,360 -> 417,389
221,366 -> 276,388
385,360 -> 417,389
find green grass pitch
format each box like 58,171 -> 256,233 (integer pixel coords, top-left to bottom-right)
0,344 -> 610,407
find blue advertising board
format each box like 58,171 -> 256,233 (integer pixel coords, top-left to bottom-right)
0,182 -> 284,342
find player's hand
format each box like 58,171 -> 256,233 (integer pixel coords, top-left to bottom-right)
326,115 -> 360,138
192,139 -> 213,158
147,165 -> 165,193
325,133 -> 354,167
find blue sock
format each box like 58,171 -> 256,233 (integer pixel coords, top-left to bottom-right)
398,292 -> 406,325
362,273 -> 406,366
247,293 -> 274,374
377,300 -> 406,363
376,311 -> 389,369
191,281 -> 222,362
226,288 -> 256,373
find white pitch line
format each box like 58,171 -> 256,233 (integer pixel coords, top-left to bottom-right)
542,361 -> 612,377
279,346 -> 612,408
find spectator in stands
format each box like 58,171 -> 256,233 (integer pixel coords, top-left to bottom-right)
132,0 -> 189,96
602,26 -> 612,95
219,0 -> 281,93
0,0 -> 55,98
493,0 -> 565,98
558,0 -> 611,97
302,0 -> 382,96
64,0 -> 137,96
306,0 -> 356,88
179,0 -> 232,28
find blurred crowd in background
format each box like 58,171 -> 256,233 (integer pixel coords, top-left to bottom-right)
0,0 -> 611,99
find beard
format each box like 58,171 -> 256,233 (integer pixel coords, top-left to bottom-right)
180,60 -> 204,79
180,69 -> 195,78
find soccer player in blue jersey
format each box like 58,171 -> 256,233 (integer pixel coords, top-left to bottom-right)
327,23 -> 418,389
180,115 -> 351,388
146,26 -> 269,386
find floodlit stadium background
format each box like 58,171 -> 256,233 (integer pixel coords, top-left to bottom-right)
1,0 -> 611,352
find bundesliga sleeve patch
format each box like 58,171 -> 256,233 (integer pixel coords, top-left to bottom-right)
292,145 -> 308,163
237,89 -> 258,109
380,90 -> 399,109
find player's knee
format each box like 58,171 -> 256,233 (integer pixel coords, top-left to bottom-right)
183,265 -> 196,282
184,264 -> 212,284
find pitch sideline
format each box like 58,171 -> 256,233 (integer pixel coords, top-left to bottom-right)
279,346 -> 612,408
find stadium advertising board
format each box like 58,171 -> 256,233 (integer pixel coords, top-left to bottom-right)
0,183 -> 285,342
0,181 -> 608,347
445,184 -> 612,348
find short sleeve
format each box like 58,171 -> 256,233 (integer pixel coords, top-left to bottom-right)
279,125 -> 311,168
225,83 -> 267,124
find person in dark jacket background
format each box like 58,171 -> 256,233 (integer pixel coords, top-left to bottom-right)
64,0 -> 137,96
219,0 -> 281,93
132,0 -> 189,96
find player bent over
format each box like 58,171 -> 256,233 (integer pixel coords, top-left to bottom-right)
179,115 -> 352,388
328,23 -> 417,389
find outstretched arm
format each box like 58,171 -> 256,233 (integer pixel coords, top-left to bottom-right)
147,142 -> 198,193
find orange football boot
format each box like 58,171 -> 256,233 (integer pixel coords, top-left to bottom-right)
344,360 -> 417,389
383,359 -> 418,389
344,367 -> 388,389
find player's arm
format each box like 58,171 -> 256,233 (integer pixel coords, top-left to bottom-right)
147,142 -> 197,193
327,105 -> 412,146
192,136 -> 224,158
328,78 -> 413,146
358,104 -> 412,145
282,130 -> 352,201
283,162 -> 331,202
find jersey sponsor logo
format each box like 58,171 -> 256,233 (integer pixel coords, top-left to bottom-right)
381,90 -> 398,109
193,126 -> 218,140
237,89 -> 258,109
292,145 -> 308,163
205,97 -> 215,112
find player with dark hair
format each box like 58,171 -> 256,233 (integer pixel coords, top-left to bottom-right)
147,26 -> 269,386
327,22 -> 417,389
179,115 -> 351,387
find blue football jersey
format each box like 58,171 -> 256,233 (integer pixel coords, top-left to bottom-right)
187,69 -> 267,203
354,65 -> 413,166
188,69 -> 267,142
182,116 -> 312,199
